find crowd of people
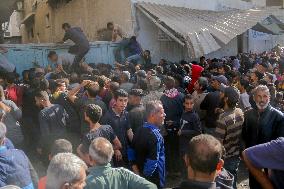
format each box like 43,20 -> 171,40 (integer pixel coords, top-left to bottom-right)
0,23 -> 283,189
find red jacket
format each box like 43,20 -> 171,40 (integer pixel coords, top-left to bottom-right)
187,64 -> 204,93
5,85 -> 23,107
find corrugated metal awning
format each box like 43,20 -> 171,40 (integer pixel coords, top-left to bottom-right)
136,3 -> 276,58
252,15 -> 284,34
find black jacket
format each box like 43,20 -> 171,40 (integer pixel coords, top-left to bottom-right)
174,180 -> 219,189
242,105 -> 284,148
200,91 -> 221,128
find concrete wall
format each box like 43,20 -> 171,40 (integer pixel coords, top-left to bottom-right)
21,0 -> 133,43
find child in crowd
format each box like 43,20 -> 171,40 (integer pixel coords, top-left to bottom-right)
178,94 -> 202,177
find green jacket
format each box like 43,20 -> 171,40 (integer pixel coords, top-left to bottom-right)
85,164 -> 157,189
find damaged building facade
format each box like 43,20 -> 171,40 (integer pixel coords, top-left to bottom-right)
20,0 -> 134,43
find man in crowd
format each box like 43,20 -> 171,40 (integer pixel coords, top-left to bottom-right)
120,71 -> 134,93
214,86 -> 244,189
0,122 -> 38,188
242,137 -> 284,189
35,90 -> 69,156
176,134 -> 225,189
52,79 -> 81,135
127,89 -> 145,134
250,70 -> 264,88
68,80 -> 107,135
192,77 -> 208,124
242,85 -> 284,189
132,101 -> 166,189
85,137 -> 157,189
60,23 -> 90,72
38,139 -> 73,189
47,51 -> 74,73
77,104 -> 121,165
101,89 -> 133,167
46,153 -> 87,189
200,75 -> 227,134
237,79 -> 251,111
160,76 -> 184,175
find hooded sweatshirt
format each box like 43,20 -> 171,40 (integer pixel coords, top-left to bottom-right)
188,64 -> 204,93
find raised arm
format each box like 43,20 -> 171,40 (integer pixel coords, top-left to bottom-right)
67,80 -> 91,103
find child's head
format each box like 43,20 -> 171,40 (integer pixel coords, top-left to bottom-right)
184,94 -> 194,112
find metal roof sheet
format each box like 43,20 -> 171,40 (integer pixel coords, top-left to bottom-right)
136,2 -> 276,58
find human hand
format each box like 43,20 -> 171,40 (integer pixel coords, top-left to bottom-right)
114,150 -> 122,161
132,165 -> 140,175
81,80 -> 92,87
177,129 -> 182,136
0,102 -> 11,113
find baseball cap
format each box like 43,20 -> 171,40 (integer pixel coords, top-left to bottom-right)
212,75 -> 228,85
224,87 -> 240,104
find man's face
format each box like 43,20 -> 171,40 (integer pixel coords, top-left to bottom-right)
194,81 -> 201,91
143,51 -> 150,58
49,54 -> 58,63
257,64 -> 266,73
115,97 -> 128,113
153,105 -> 166,127
264,75 -> 271,83
58,83 -> 66,92
128,95 -> 140,106
67,167 -> 86,189
211,79 -> 220,90
217,67 -> 225,74
274,68 -> 279,75
254,90 -> 270,110
184,99 -> 194,112
250,73 -> 257,82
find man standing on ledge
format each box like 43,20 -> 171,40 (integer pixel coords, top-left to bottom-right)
60,23 -> 90,72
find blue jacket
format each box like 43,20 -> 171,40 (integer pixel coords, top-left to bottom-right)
0,146 -> 34,189
132,122 -> 166,188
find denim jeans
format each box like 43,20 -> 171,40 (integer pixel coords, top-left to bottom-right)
224,156 -> 240,189
126,54 -> 142,64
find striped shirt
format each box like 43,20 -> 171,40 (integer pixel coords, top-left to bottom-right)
214,108 -> 244,159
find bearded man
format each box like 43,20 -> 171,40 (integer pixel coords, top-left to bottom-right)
242,85 -> 284,189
